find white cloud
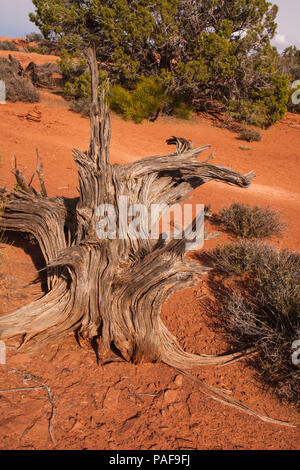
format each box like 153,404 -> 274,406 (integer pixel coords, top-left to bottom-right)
274,33 -> 287,45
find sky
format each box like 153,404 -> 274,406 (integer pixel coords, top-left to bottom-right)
0,0 -> 299,51
271,0 -> 300,50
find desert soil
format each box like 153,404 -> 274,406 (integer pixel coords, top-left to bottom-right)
0,49 -> 300,450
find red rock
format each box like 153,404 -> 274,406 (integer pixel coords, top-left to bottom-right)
173,374 -> 183,387
163,389 -> 178,404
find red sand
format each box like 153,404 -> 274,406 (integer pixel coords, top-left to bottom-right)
0,66 -> 300,449
0,49 -> 59,68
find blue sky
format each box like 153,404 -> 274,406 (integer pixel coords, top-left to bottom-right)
0,0 -> 299,51
271,0 -> 300,50
0,0 -> 39,38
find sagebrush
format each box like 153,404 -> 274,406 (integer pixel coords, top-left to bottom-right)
0,41 -> 18,51
205,241 -> 300,408
239,128 -> 262,142
0,58 -> 40,103
216,203 -> 285,239
69,98 -> 90,116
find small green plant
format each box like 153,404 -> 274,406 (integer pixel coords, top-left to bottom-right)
63,71 -> 91,100
172,100 -> 193,120
26,33 -> 60,55
109,77 -> 168,123
239,145 -> 252,151
27,45 -> 49,55
206,241 -> 300,408
239,128 -> 262,142
228,71 -> 289,128
13,183 -> 21,192
216,203 -> 285,239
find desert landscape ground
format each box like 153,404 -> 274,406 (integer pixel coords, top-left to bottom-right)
0,48 -> 300,450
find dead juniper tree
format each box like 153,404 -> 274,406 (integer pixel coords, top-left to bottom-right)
2,68 -> 296,429
1,90 -> 293,426
0,1 -> 294,427
0,80 -> 255,364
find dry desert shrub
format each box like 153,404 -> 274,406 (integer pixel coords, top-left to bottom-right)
216,202 -> 285,239
7,75 -> 40,103
239,128 -> 262,142
0,41 -> 18,51
206,241 -> 300,408
69,98 -> 90,116
0,58 -> 40,103
204,239 -> 271,275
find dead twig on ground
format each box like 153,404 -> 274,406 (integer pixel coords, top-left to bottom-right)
9,369 -> 57,446
0,386 -> 43,392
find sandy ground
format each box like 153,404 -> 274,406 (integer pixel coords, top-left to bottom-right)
0,50 -> 300,449
0,48 -> 59,68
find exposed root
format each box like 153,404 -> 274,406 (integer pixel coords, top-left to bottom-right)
179,369 -> 297,428
0,282 -> 72,344
159,319 -> 256,369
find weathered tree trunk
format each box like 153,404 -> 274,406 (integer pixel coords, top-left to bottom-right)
0,50 -> 257,365
2,54 -> 296,426
0,47 -> 295,428
0,134 -> 256,362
